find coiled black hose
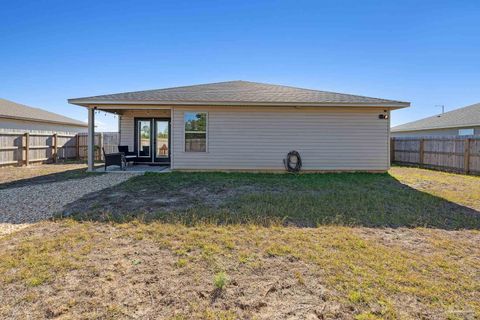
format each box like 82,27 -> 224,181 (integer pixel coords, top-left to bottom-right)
284,150 -> 302,172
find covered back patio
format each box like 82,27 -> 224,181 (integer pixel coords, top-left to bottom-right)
85,106 -> 172,172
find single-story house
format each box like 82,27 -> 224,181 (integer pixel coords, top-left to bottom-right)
0,98 -> 88,133
68,80 -> 409,172
392,103 -> 480,137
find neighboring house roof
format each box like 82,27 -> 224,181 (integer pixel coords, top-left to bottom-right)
0,98 -> 87,127
68,80 -> 409,108
392,103 -> 480,132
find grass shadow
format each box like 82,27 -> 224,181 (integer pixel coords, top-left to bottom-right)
0,167 -> 99,190
60,171 -> 480,230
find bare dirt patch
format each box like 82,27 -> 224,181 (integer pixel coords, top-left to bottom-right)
1,221 -> 479,319
0,222 -> 342,319
64,183 -> 273,217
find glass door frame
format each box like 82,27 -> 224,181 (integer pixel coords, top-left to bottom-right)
134,117 -> 171,164
153,118 -> 171,163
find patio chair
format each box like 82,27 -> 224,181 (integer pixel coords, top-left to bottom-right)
118,145 -> 137,165
102,148 -> 126,171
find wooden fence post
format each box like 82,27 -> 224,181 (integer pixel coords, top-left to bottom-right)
98,132 -> 104,161
24,132 -> 30,166
76,134 -> 80,160
464,138 -> 471,174
52,133 -> 58,163
419,139 -> 425,164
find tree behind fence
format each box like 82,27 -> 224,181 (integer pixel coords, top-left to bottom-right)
391,136 -> 480,175
0,132 -> 118,166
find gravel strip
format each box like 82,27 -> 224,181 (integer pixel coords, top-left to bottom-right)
0,172 -> 139,236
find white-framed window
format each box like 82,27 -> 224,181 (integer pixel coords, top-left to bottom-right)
184,112 -> 207,152
458,128 -> 474,136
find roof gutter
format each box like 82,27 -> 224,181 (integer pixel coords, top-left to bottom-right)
68,99 -> 410,109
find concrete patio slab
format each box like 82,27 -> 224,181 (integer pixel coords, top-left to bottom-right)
95,165 -> 170,173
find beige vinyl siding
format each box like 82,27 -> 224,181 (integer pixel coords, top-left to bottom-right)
172,106 -> 390,171
0,118 -> 87,134
391,126 -> 480,137
119,110 -> 170,149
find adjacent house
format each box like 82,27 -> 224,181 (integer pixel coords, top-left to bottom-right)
68,80 -> 409,172
0,98 -> 88,133
392,103 -> 480,137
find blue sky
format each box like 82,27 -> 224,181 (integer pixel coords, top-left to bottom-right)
1,0 -> 479,131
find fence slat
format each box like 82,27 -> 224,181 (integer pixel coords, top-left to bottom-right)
464,138 -> 471,174
24,132 -> 29,166
419,139 -> 424,164
392,136 -> 480,175
0,131 -> 118,166
76,134 -> 80,160
53,133 -> 58,163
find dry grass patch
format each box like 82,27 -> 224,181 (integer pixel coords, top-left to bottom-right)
390,166 -> 480,211
1,167 -> 479,319
1,220 -> 478,319
0,221 -> 95,287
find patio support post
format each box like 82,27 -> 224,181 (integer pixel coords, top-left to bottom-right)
87,107 -> 95,171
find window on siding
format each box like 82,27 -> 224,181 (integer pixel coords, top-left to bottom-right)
458,128 -> 474,136
184,112 -> 207,152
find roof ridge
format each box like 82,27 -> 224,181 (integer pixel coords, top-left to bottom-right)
395,102 -> 480,127
74,80 -> 247,100
69,81 -> 410,108
236,80 -> 408,104
392,102 -> 480,131
0,98 -> 87,126
72,80 -> 408,104
436,102 -> 480,116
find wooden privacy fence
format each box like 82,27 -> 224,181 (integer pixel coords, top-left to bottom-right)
391,136 -> 480,175
0,132 -> 118,166
76,132 -> 119,160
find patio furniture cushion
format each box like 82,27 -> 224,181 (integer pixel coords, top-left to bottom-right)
118,145 -> 137,163
124,155 -> 136,163
118,145 -> 136,156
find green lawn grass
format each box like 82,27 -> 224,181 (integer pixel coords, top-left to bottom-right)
2,167 -> 480,319
66,170 -> 480,230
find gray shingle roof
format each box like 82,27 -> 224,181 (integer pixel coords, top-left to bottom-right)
0,98 -> 88,127
69,80 -> 409,108
392,103 -> 480,132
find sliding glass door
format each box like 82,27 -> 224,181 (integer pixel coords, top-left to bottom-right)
135,118 -> 170,163
137,120 -> 151,158
154,120 -> 170,162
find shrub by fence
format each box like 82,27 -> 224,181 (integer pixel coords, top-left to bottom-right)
391,136 -> 480,175
0,132 -> 118,166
